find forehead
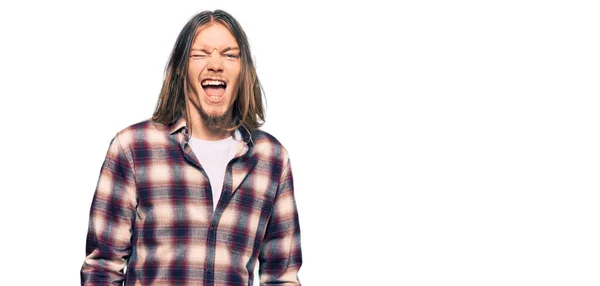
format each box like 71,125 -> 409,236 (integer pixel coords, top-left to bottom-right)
192,22 -> 238,49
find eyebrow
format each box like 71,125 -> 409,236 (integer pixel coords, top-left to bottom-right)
191,47 -> 240,53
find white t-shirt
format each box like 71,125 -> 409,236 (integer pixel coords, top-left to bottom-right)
188,130 -> 241,211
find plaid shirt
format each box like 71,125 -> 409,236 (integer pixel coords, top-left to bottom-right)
81,116 -> 302,285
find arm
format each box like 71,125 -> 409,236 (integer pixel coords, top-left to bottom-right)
81,135 -> 137,285
259,156 -> 303,285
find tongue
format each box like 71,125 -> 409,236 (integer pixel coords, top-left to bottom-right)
204,86 -> 225,97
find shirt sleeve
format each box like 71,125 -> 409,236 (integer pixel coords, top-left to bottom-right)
259,156 -> 303,285
81,134 -> 137,285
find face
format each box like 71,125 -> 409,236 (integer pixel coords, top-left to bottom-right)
185,22 -> 242,128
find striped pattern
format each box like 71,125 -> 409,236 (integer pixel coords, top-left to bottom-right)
81,116 -> 302,285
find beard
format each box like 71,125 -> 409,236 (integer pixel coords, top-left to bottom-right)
186,80 -> 234,129
197,101 -> 233,129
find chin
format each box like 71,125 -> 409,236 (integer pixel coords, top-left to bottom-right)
203,106 -> 226,116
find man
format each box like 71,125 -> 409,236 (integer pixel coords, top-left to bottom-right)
80,10 -> 302,285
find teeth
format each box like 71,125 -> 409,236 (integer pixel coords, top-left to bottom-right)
202,80 -> 226,86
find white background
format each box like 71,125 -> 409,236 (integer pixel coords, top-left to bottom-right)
1,0 -> 599,285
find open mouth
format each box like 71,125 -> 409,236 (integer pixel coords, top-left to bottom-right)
201,79 -> 227,102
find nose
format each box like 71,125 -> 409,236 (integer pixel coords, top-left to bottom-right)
206,50 -> 224,72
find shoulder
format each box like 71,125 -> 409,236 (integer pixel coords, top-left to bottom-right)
250,129 -> 290,162
112,118 -> 171,148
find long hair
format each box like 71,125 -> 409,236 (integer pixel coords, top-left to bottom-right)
152,10 -> 265,132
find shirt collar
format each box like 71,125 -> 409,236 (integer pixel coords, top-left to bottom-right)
169,115 -> 254,146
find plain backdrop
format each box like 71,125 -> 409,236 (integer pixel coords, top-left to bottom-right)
1,0 -> 599,285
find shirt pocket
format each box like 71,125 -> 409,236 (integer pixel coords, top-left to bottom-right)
225,230 -> 255,274
226,228 -> 255,258
223,187 -> 273,258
